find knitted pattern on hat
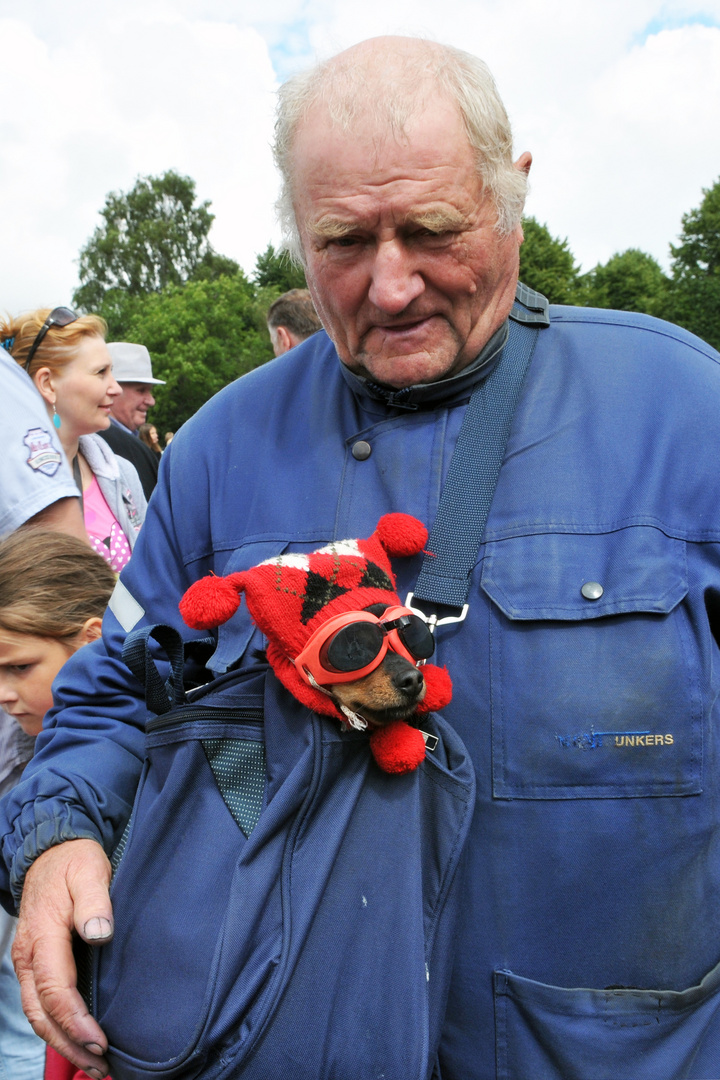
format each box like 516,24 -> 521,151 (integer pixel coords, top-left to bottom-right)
180,514 -> 453,772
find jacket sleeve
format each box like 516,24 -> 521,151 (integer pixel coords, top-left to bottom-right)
0,432 -> 217,911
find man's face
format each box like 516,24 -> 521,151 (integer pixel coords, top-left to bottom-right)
293,98 -> 524,389
111,382 -> 156,432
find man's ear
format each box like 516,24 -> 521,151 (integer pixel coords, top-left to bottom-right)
276,326 -> 294,355
514,150 -> 532,176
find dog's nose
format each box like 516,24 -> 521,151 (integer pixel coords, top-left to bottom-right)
393,665 -> 424,698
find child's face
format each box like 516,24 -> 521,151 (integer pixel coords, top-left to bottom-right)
0,632 -> 75,736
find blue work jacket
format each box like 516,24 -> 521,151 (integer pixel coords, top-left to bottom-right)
3,297 -> 720,1079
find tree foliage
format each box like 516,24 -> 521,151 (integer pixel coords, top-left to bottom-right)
669,177 -> 720,349
252,243 -> 307,291
117,272 -> 274,434
580,249 -> 670,317
71,169 -> 720,441
519,218 -> 582,304
73,170 -> 234,315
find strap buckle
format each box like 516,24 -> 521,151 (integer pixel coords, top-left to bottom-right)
404,592 -> 469,635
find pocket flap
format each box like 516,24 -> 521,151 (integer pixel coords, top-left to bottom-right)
481,527 -> 688,620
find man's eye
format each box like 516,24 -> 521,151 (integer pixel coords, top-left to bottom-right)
333,236 -> 360,247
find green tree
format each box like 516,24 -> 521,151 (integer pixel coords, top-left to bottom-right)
669,177 -> 720,349
73,170 -> 234,317
118,272 -> 274,433
580,249 -> 670,316
253,243 -> 307,291
519,218 -> 581,304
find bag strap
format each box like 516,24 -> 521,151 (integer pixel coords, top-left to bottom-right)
408,286 -> 549,629
122,624 -> 187,715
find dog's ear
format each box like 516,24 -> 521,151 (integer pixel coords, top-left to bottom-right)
179,572 -> 247,630
374,513 -> 428,558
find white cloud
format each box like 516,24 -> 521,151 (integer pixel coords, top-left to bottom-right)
1,0 -> 719,315
0,7 -> 279,312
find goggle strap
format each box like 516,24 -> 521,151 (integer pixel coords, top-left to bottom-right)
305,669 -> 369,731
339,704 -> 369,731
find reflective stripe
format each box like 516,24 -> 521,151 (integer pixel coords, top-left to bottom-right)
109,578 -> 145,632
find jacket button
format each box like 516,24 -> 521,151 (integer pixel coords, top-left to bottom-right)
581,581 -> 604,600
351,440 -> 372,461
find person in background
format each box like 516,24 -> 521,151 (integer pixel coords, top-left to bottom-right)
266,288 -> 322,356
2,309 -> 146,573
0,529 -> 115,1080
0,346 -> 84,543
138,424 -> 162,459
0,344 -> 85,1080
164,431 -> 174,447
98,344 -> 165,501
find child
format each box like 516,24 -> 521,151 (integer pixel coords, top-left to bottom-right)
0,529 -> 115,1080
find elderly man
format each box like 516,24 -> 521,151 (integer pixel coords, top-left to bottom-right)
98,342 -> 165,499
3,37 -> 720,1080
266,288 -> 322,355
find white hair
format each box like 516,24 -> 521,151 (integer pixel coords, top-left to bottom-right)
274,38 -> 528,261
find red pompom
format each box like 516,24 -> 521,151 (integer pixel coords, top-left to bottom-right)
375,513 -> 428,559
179,573 -> 245,630
369,720 -> 427,774
416,664 -> 453,713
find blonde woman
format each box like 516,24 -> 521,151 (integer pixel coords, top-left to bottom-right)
1,308 -> 146,572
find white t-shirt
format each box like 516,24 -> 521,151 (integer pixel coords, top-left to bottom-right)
0,351 -> 78,539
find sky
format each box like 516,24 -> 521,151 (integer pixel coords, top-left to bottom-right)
1,0 -> 719,314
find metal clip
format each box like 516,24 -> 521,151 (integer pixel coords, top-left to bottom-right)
405,592 -> 469,635
420,730 -> 439,752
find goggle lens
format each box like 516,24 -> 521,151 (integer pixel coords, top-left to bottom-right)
394,615 -> 435,660
318,612 -> 434,675
321,621 -> 384,673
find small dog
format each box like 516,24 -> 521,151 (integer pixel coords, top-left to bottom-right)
323,605 -> 427,729
179,512 -> 452,773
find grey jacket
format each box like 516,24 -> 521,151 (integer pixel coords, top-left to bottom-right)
79,432 -> 146,548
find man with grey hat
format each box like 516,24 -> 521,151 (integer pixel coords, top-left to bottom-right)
98,342 -> 165,500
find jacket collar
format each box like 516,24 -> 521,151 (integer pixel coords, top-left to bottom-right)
339,322 -> 509,411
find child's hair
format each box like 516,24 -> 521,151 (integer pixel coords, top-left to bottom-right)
0,529 -> 115,642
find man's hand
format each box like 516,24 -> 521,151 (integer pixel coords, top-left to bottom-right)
12,839 -> 114,1079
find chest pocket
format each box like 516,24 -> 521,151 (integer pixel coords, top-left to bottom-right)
480,526 -> 702,799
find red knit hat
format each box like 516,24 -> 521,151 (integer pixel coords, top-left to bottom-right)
180,513 -> 452,773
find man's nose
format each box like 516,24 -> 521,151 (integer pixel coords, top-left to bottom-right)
145,392 -> 156,407
368,240 -> 425,314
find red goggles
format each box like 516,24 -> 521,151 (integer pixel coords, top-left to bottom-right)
294,605 -> 435,688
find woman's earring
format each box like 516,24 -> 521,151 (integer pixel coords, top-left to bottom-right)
52,404 -> 61,429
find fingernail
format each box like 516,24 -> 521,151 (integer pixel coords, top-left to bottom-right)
85,1069 -> 105,1080
83,917 -> 113,941
84,1042 -> 104,1055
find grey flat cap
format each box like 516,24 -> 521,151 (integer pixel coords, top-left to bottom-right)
107,342 -> 165,385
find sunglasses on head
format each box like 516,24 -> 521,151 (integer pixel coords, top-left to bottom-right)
294,605 -> 435,688
24,307 -> 78,372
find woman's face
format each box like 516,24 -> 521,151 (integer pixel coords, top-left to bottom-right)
149,426 -> 159,445
44,336 -> 122,438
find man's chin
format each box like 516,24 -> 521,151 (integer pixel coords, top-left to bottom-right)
347,349 -> 467,389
